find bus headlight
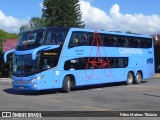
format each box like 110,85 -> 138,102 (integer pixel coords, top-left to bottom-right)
33,84 -> 38,88
30,76 -> 42,83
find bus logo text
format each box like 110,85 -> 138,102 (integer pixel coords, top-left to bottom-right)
119,48 -> 143,55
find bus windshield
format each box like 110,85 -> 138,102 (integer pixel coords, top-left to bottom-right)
16,29 -> 44,50
13,54 -> 40,76
43,27 -> 70,45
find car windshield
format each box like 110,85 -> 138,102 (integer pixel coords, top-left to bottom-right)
13,54 -> 40,76
16,29 -> 44,50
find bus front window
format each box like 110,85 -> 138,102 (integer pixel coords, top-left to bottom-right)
13,55 -> 40,76
16,29 -> 44,50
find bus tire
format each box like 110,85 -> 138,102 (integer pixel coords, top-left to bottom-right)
62,76 -> 71,93
126,72 -> 134,85
135,72 -> 142,84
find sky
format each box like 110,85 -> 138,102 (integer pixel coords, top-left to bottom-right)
0,0 -> 160,35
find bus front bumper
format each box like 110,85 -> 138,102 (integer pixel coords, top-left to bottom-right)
12,82 -> 41,90
12,75 -> 43,90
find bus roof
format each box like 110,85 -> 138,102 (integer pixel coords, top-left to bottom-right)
69,28 -> 152,39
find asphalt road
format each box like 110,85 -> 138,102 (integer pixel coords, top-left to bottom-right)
0,77 -> 160,119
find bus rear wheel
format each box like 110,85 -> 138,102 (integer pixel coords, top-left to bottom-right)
62,76 -> 71,93
134,72 -> 142,84
126,72 -> 134,85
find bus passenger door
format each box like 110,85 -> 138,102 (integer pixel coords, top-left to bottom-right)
40,56 -> 59,89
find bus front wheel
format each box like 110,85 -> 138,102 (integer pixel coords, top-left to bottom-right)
62,76 -> 71,93
134,72 -> 142,84
126,72 -> 134,85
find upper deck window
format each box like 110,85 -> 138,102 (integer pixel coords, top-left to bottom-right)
43,27 -> 70,45
68,31 -> 152,49
69,32 -> 88,47
103,35 -> 116,47
16,29 -> 44,50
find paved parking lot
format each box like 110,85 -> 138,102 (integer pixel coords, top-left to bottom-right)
0,76 -> 160,119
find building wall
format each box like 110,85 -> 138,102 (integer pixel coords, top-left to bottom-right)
153,34 -> 160,72
2,39 -> 18,53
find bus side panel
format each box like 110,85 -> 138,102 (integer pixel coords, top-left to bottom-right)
40,69 -> 54,90
146,57 -> 155,78
133,57 -> 144,76
114,68 -> 126,82
85,69 -> 102,85
77,70 -> 88,86
101,68 -> 114,83
53,70 -> 60,88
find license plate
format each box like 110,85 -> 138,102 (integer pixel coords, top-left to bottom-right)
19,87 -> 24,90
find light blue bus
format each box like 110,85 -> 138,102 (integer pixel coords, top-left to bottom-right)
4,27 -> 155,93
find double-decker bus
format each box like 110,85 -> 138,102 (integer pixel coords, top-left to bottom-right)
4,27 -> 154,93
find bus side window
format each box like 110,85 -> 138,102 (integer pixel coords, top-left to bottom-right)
118,58 -> 124,68
79,58 -> 87,69
78,34 -> 87,46
125,37 -> 129,47
69,32 -> 87,47
117,37 -> 125,47
50,33 -> 56,44
36,32 -> 43,44
139,39 -> 146,48
68,33 -> 77,47
128,37 -> 135,48
64,60 -> 70,70
55,34 -> 63,44
114,57 -> 128,68
103,35 -> 116,47
64,59 -> 79,70
107,58 -> 115,68
88,35 -> 95,46
146,39 -> 152,48
40,56 -> 58,70
42,58 -> 51,70
44,32 -> 52,45
134,38 -> 140,48
124,57 -> 128,67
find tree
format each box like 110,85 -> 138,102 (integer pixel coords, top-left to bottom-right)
19,17 -> 45,33
19,24 -> 31,33
42,0 -> 85,28
0,29 -> 7,40
30,17 -> 45,29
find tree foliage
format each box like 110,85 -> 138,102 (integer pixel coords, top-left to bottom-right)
19,17 -> 45,33
29,17 -> 45,29
42,0 -> 85,28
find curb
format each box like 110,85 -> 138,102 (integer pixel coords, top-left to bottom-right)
0,78 -> 12,82
154,74 -> 160,78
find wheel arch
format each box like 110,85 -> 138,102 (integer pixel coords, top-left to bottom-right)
137,70 -> 143,79
128,71 -> 135,78
63,74 -> 76,88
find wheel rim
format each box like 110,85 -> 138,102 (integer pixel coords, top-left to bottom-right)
136,74 -> 141,82
67,80 -> 71,90
128,74 -> 133,83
